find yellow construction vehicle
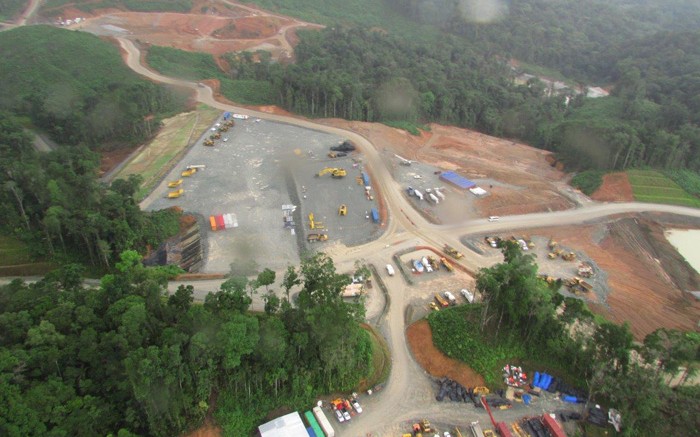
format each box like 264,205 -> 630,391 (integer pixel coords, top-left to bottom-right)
317,167 -> 347,178
548,239 -> 558,250
338,204 -> 347,216
562,252 -> 576,261
167,188 -> 184,198
167,179 -> 183,188
203,139 -> 214,146
444,244 -> 464,259
181,168 -> 197,177
308,213 -> 315,229
473,386 -> 490,395
218,126 -> 228,132
307,233 -> 328,242
441,257 -> 454,272
210,132 -> 221,140
224,119 -> 235,127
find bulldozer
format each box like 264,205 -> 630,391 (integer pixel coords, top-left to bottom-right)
167,179 -> 183,188
444,244 -> 464,259
167,188 -> 184,198
203,139 -> 214,146
218,126 -> 228,132
224,119 -> 235,127
307,233 -> 328,242
473,386 -> 490,396
210,132 -> 221,140
338,204 -> 347,216
317,167 -> 347,178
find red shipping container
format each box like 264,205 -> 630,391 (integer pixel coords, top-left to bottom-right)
216,215 -> 225,230
496,423 -> 513,437
542,414 -> 566,437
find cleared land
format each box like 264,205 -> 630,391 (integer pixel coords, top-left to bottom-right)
591,172 -> 634,202
109,104 -> 221,198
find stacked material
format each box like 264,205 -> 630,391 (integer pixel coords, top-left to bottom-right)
209,213 -> 238,231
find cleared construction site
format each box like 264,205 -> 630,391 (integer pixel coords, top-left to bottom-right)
144,114 -> 383,274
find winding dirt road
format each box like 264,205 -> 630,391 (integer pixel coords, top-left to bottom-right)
113,36 -> 700,435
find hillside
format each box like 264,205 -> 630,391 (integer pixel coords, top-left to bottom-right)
0,25 -> 186,149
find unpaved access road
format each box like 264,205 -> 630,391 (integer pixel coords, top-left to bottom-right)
60,35 -> 700,436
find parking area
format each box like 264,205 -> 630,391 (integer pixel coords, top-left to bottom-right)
145,114 -> 383,273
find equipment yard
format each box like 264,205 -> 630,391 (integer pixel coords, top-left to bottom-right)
142,115 -> 383,273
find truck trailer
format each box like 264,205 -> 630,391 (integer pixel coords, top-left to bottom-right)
313,406 -> 336,437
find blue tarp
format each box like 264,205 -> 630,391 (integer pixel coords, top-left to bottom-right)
371,208 -> 379,223
439,171 -> 476,189
223,112 -> 231,120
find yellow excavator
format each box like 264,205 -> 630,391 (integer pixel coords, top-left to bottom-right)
203,139 -> 214,146
317,167 -> 347,178
181,168 -> 197,177
168,179 -> 183,188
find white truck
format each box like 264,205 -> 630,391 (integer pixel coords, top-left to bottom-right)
386,264 -> 395,276
313,406 -> 336,437
444,291 -> 457,305
414,189 -> 424,200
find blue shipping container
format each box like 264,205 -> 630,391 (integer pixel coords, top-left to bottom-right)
362,172 -> 370,186
306,426 -> 317,437
371,208 -> 379,223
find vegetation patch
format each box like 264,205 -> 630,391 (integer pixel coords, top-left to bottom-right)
571,170 -> 605,195
381,120 -> 429,136
428,305 -> 523,385
40,0 -> 192,16
627,169 -> 700,207
0,0 -> 27,21
663,169 -> 700,197
358,323 -> 391,391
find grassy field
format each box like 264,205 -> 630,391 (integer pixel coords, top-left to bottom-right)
0,236 -> 55,276
112,103 -> 221,200
627,169 -> 700,207
358,323 -> 391,391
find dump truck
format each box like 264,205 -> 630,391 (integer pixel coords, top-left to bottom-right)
203,139 -> 214,146
561,252 -> 576,261
307,233 -> 328,242
167,179 -> 183,188
441,257 -> 454,272
317,167 -> 347,178
210,132 -> 221,140
444,244 -> 464,259
167,189 -> 184,198
338,204 -> 347,216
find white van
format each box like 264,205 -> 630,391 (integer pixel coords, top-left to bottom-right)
386,264 -> 395,276
488,216 -> 500,222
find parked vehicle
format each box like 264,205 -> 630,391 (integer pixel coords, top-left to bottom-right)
386,264 -> 395,276
350,399 -> 362,414
461,289 -> 474,303
444,291 -> 457,305
488,216 -> 500,222
313,406 -> 336,437
422,257 -> 433,272
435,293 -> 449,308
333,408 -> 344,423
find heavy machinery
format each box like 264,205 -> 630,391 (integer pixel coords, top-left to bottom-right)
441,257 -> 454,272
338,204 -> 347,216
561,252 -> 576,261
428,256 -> 440,270
181,168 -> 197,177
481,397 -> 513,437
473,387 -> 490,396
203,139 -> 214,146
224,119 -> 235,127
444,244 -> 464,259
209,132 -> 221,140
328,151 -> 347,158
317,167 -> 347,178
218,125 -> 228,132
578,262 -> 593,277
167,179 -> 183,188
565,276 -> 593,293
307,233 -> 328,242
308,213 -> 324,230
434,293 -> 449,308
167,188 -> 184,198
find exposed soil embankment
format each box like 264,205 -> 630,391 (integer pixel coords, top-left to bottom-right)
144,212 -> 204,272
407,319 -> 485,388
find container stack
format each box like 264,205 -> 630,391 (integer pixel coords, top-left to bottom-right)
209,213 -> 238,231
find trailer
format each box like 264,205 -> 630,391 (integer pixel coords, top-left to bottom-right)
541,414 -> 566,437
361,172 -> 370,187
304,410 -> 325,437
371,208 -> 379,223
313,406 -> 336,437
429,193 -> 440,204
414,189 -> 424,200
470,421 -> 486,437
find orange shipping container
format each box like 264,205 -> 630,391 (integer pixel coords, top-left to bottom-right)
209,216 -> 217,231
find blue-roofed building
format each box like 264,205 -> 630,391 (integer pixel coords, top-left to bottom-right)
439,171 -> 476,189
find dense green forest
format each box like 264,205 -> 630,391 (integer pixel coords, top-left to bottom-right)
0,0 -> 26,21
0,26 -> 187,150
0,252 -> 370,436
431,241 -> 700,436
0,115 -> 181,268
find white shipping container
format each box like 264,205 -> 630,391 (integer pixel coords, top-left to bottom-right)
313,406 -> 336,437
223,214 -> 233,229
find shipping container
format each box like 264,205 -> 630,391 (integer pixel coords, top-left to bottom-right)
371,208 -> 379,223
313,406 -> 335,437
209,216 -> 217,231
304,410 -> 325,437
362,172 -> 370,187
216,215 -> 225,230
